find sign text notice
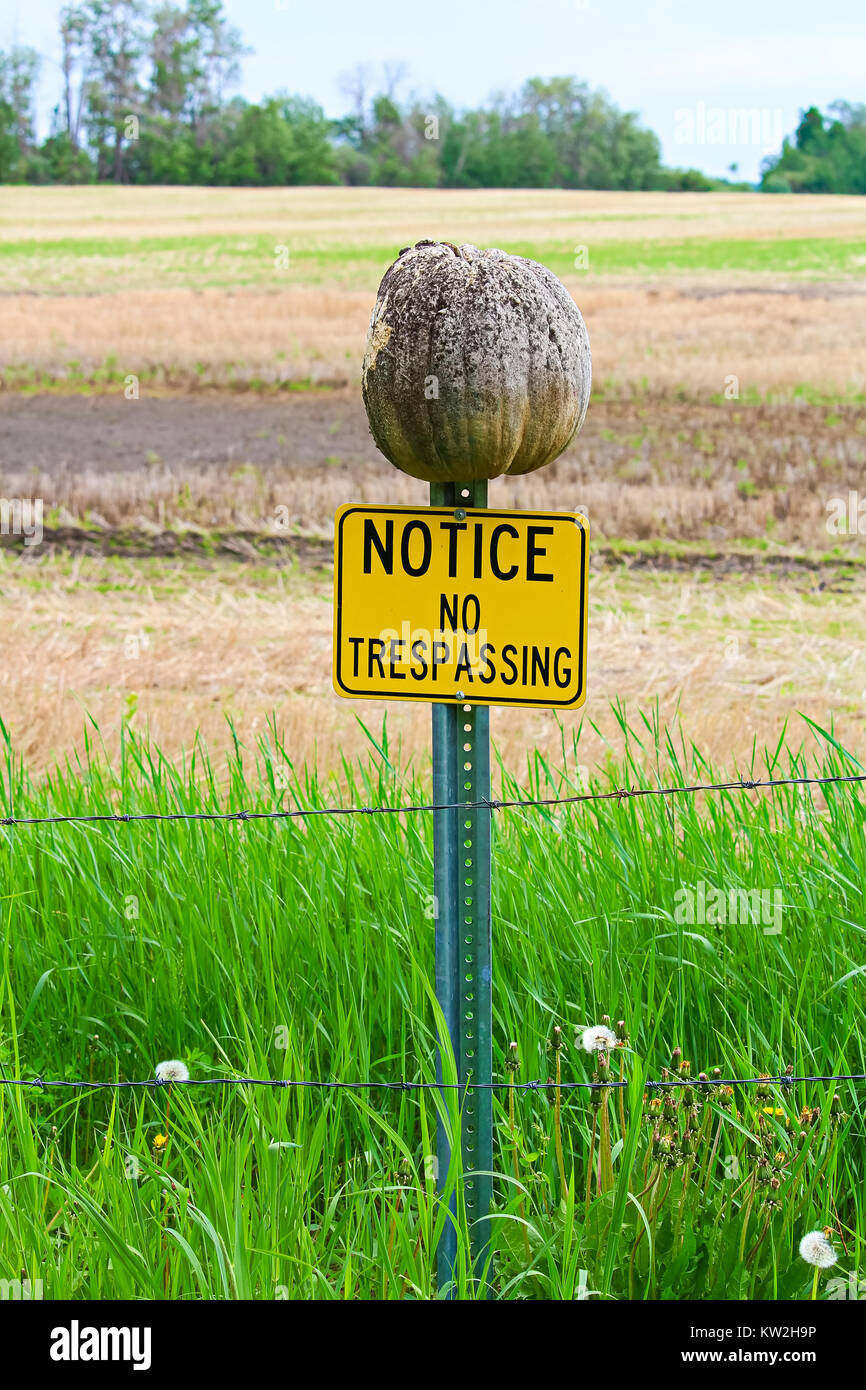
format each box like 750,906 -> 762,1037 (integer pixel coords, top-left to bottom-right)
333,505 -> 588,708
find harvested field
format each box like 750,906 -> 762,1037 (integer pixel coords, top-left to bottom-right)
4,282 -> 866,396
1,549 -> 863,781
1,186 -> 864,782
2,187 -> 865,394
4,185 -> 865,262
2,389 -> 864,554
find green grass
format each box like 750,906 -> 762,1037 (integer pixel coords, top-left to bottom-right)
0,709 -> 864,1299
540,236 -> 866,279
5,359 -> 866,407
3,233 -> 864,294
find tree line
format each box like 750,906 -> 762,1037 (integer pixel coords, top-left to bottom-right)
760,104 -> 866,194
0,1 -> 861,192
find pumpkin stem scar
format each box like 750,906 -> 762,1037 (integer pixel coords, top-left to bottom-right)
366,317 -> 392,370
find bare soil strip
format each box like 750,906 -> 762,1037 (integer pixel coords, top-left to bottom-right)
2,389 -> 863,555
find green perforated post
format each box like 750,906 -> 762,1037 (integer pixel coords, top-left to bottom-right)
431,478 -> 493,1298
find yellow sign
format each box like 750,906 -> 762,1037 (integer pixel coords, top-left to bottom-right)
333,505 -> 588,708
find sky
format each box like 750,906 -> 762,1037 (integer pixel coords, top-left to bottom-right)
3,0 -> 864,181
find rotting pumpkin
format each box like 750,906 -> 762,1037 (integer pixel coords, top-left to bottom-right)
361,240 -> 591,483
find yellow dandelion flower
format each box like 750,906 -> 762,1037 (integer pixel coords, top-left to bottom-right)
153,1133 -> 168,1150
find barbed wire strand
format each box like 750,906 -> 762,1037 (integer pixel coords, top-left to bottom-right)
3,775 -> 864,1098
1,771 -> 864,829
2,1072 -> 864,1093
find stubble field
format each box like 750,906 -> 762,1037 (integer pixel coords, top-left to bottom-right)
1,187 -> 865,774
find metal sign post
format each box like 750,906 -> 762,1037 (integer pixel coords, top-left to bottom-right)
332,484 -> 588,1296
430,478 -> 493,1297
349,234 -> 592,1297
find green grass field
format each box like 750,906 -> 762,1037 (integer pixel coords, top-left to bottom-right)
1,713 -> 863,1300
3,187 -> 866,293
3,232 -> 865,293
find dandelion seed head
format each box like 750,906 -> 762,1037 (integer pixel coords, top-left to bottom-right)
155,1059 -> 190,1084
580,1024 -> 617,1054
799,1230 -> 837,1268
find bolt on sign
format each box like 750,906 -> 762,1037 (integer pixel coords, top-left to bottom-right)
333,504 -> 588,708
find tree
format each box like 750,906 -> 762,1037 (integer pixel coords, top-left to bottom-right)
213,95 -> 336,185
0,97 -> 19,182
59,4 -> 89,149
183,0 -> 246,135
761,103 -> 866,194
438,77 -> 663,190
130,0 -> 246,182
0,45 -> 40,178
82,0 -> 149,181
149,3 -> 196,122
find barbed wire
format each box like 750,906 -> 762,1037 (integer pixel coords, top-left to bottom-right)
3,776 -> 864,1101
2,1072 -> 864,1094
1,771 -> 864,830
